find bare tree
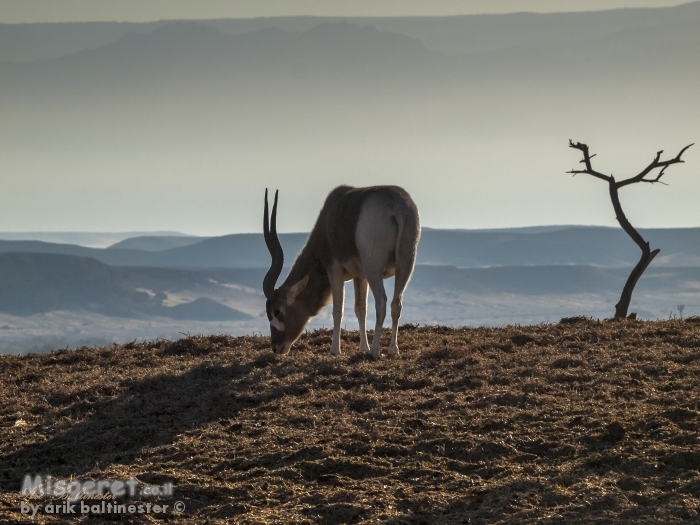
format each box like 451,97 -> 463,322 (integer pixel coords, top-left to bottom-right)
568,140 -> 693,319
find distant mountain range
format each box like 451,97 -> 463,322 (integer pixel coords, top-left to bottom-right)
1,244 -> 699,320
108,235 -> 208,251
0,231 -> 196,249
3,3 -> 700,64
3,4 -> 698,141
0,227 -> 698,269
0,227 -> 698,353
0,225 -> 697,318
4,9 -> 699,98
0,252 -> 252,320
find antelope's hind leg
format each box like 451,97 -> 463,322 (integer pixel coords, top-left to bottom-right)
353,277 -> 371,354
387,283 -> 403,357
388,228 -> 417,357
365,271 -> 387,360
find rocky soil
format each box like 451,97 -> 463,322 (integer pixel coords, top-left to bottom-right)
1,318 -> 699,523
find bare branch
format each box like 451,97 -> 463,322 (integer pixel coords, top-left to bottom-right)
616,143 -> 694,188
638,164 -> 670,185
567,140 -> 613,182
676,143 -> 694,160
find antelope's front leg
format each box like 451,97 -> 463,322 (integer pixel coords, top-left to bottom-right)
353,277 -> 370,354
328,263 -> 345,356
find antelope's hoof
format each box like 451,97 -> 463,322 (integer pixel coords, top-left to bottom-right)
387,344 -> 400,357
328,346 -> 341,357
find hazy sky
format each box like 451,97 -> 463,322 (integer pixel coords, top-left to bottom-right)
1,1 -> 698,235
0,0 -> 691,23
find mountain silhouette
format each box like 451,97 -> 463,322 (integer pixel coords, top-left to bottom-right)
1,228 -> 698,269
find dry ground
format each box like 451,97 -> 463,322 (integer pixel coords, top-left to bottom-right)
1,319 -> 700,524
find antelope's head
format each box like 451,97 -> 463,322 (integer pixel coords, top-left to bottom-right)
263,189 -> 310,353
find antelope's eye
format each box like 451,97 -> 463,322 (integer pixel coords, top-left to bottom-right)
274,309 -> 281,317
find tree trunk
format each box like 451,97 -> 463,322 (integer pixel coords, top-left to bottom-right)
614,244 -> 660,318
608,179 -> 659,318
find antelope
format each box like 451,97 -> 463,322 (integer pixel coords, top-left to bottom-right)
263,185 -> 420,359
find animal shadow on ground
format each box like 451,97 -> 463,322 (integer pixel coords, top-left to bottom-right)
2,341 -> 303,490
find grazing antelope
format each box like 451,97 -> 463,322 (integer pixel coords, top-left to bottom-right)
263,185 -> 420,359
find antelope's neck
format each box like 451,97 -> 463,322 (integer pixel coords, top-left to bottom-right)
286,248 -> 331,315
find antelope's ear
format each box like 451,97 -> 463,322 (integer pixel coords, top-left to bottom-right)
287,275 -> 309,305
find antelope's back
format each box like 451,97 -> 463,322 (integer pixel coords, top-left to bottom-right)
318,185 -> 419,263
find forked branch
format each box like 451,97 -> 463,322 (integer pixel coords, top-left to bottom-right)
567,140 -> 693,188
617,143 -> 693,188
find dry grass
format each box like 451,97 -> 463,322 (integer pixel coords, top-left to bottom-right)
1,319 -> 700,524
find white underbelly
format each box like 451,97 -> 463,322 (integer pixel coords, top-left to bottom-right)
340,259 -> 396,281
